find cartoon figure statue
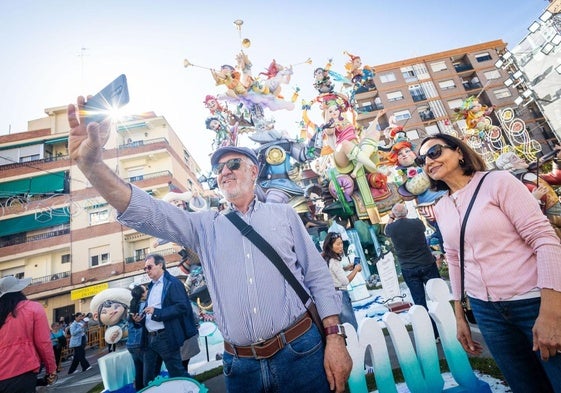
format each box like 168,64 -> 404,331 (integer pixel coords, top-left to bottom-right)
343,51 -> 375,92
90,288 -> 132,345
495,149 -> 561,239
313,66 -> 334,94
249,129 -> 316,204
320,94 -> 380,178
455,95 -> 495,135
205,116 -> 238,149
211,64 -> 247,98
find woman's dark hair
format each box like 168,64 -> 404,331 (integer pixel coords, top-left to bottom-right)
418,133 -> 487,191
0,292 -> 27,329
129,285 -> 145,314
321,232 -> 342,264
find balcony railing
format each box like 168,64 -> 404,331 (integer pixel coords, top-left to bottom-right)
0,225 -> 70,248
454,64 -> 474,72
0,154 -> 69,170
125,247 -> 179,263
118,137 -> 168,150
31,270 -> 71,285
412,94 -> 427,102
463,82 -> 483,90
124,170 -> 172,184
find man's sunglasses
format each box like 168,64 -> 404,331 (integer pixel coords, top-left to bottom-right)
143,265 -> 154,272
212,158 -> 243,175
415,144 -> 453,166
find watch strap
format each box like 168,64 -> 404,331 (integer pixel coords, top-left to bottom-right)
324,324 -> 346,337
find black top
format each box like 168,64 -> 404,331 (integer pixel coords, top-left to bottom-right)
385,218 -> 435,269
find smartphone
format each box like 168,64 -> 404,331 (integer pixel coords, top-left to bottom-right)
84,74 -> 129,124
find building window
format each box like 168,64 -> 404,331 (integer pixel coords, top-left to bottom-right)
135,248 -> 149,262
406,129 -> 420,140
393,110 -> 411,122
127,166 -> 144,182
387,91 -> 404,102
425,124 -> 440,135
438,80 -> 456,90
91,252 -> 110,267
447,99 -> 464,110
475,52 -> 492,62
484,70 -> 501,80
20,154 -> 40,163
379,72 -> 396,83
430,61 -> 447,72
61,254 -> 71,264
401,67 -> 417,82
493,88 -> 512,99
89,209 -> 110,225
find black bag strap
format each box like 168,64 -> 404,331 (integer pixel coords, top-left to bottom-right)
460,172 -> 491,306
225,211 -> 311,306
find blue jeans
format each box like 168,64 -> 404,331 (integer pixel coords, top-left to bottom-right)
340,290 -> 358,331
127,347 -> 144,390
469,296 -> 561,393
222,325 -> 329,393
143,330 -> 187,386
401,263 -> 440,337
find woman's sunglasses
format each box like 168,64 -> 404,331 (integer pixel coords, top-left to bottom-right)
212,158 -> 243,175
415,144 -> 453,166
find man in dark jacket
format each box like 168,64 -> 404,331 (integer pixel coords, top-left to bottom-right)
384,203 -> 441,339
138,253 -> 198,386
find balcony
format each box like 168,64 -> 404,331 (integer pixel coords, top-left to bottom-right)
0,224 -> 70,248
31,270 -> 71,285
412,94 -> 427,102
124,170 -> 172,183
125,246 -> 178,263
463,81 -> 483,91
118,137 -> 168,149
0,154 -> 70,170
454,63 -> 474,73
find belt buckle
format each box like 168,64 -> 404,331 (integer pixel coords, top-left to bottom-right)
250,339 -> 267,359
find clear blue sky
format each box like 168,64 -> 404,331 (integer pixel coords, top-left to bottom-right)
0,0 -> 548,171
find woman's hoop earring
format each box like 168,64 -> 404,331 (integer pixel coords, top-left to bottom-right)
459,159 -> 465,166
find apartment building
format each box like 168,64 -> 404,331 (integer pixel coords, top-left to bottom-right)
353,39 -> 557,153
0,106 -> 206,323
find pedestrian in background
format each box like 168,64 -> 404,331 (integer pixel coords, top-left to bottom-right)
0,276 -> 57,393
50,322 -> 66,372
127,285 -> 147,391
322,232 -> 362,331
138,254 -> 198,386
384,202 -> 441,339
67,312 -> 91,374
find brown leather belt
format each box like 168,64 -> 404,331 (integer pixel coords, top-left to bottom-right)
224,314 -> 312,359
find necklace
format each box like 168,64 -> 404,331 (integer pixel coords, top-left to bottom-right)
449,175 -> 475,207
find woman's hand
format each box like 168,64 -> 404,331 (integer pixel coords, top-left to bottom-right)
454,301 -> 483,355
533,288 -> 561,360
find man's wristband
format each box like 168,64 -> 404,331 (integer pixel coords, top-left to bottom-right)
325,324 -> 347,338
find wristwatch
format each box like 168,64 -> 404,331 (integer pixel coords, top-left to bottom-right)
324,324 -> 347,338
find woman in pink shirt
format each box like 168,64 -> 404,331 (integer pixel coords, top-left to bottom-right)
0,276 -> 57,392
417,133 -> 561,393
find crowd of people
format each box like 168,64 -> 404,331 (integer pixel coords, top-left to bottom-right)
1,95 -> 560,393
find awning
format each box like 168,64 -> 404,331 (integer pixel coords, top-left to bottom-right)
0,207 -> 70,237
44,137 -> 68,145
0,171 -> 67,197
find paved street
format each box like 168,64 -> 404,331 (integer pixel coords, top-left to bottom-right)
38,327 -> 492,393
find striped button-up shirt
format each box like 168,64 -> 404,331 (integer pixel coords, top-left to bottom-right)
118,185 -> 340,345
